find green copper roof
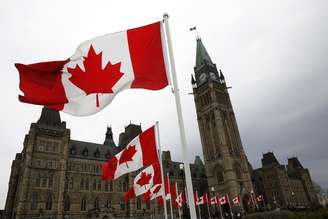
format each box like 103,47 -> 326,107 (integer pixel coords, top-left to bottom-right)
196,38 -> 214,68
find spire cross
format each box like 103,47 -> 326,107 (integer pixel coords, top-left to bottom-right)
189,26 -> 200,39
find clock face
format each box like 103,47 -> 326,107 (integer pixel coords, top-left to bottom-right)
199,73 -> 208,83
210,72 -> 217,80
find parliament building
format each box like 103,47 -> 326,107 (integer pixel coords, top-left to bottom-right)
3,38 -> 319,218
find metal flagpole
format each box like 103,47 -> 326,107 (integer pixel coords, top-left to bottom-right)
227,195 -> 234,219
162,13 -> 197,219
206,193 -> 212,219
218,195 -> 223,219
155,122 -> 168,219
196,191 -> 201,219
176,182 -> 182,219
167,173 -> 174,219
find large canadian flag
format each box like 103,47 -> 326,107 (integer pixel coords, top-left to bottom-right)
102,125 -> 159,180
124,162 -> 161,202
16,21 -> 169,116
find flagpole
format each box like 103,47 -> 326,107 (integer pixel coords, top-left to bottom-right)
206,193 -> 212,219
196,191 -> 201,219
227,195 -> 234,219
176,182 -> 182,219
162,13 -> 197,219
167,173 -> 174,219
155,122 -> 168,219
218,195 -> 223,219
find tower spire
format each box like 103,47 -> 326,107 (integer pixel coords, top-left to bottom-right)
195,38 -> 214,68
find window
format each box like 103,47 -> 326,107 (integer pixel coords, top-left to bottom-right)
137,198 -> 141,210
94,198 -> 99,209
35,175 -> 41,187
97,180 -> 101,191
85,178 -> 89,190
110,181 -> 113,191
81,198 -> 87,211
105,182 -> 109,191
64,195 -> 70,211
216,165 -> 224,183
42,177 -> 47,187
93,179 -> 97,190
146,201 -> 151,209
48,175 -> 53,188
80,178 -> 84,190
45,193 -> 52,210
82,148 -> 88,157
94,149 -> 100,158
31,192 -> 38,210
106,200 -> 111,209
120,200 -> 125,210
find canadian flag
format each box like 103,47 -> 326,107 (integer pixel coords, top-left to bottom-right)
194,192 -> 204,205
176,192 -> 186,208
170,182 -> 179,209
218,195 -> 228,205
143,176 -> 169,203
210,196 -> 218,205
124,162 -> 161,202
16,21 -> 169,116
232,195 -> 241,205
143,183 -> 164,203
102,125 -> 159,180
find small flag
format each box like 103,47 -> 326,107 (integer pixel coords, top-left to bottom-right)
102,126 -> 159,180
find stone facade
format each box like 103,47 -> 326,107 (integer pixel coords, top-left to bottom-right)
252,152 -> 319,209
191,38 -> 254,209
4,108 -> 207,219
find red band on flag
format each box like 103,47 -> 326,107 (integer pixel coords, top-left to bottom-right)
127,22 -> 168,90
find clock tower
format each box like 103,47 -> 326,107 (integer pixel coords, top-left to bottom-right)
191,38 -> 253,207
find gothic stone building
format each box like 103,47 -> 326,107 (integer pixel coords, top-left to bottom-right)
4,107 -> 207,219
252,152 -> 319,209
191,37 -> 254,208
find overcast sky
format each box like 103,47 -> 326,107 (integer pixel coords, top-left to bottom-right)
1,0 -> 327,208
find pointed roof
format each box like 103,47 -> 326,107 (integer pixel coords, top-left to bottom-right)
37,107 -> 62,127
195,38 -> 214,68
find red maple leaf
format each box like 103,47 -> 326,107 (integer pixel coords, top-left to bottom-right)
119,145 -> 137,168
153,184 -> 161,195
67,45 -> 124,107
136,172 -> 152,189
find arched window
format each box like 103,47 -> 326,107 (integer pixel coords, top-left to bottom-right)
64,195 -> 70,211
93,179 -> 97,190
81,198 -> 87,211
31,192 -> 38,210
94,149 -> 100,158
216,165 -> 224,183
234,163 -> 242,180
45,193 -> 52,210
94,197 -> 100,209
82,147 -> 88,157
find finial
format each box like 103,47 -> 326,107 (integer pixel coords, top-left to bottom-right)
163,13 -> 169,19
190,26 -> 200,39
